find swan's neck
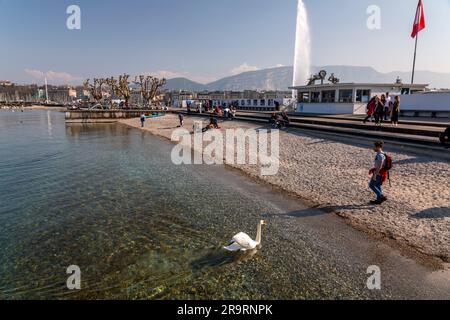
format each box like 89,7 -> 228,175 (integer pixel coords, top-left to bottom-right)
256,222 -> 263,245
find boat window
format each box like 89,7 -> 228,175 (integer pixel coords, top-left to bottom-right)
356,89 -> 371,103
321,90 -> 336,103
311,92 -> 320,103
299,92 -> 310,103
339,89 -> 353,103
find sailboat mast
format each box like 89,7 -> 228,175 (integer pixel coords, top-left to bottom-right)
45,77 -> 49,103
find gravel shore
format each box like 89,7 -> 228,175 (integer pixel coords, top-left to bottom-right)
120,114 -> 450,262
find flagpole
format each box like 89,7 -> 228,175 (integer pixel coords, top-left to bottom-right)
411,31 -> 419,85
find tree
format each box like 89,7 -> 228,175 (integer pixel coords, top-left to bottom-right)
105,77 -> 118,109
115,74 -> 131,108
133,75 -> 167,108
84,78 -> 106,108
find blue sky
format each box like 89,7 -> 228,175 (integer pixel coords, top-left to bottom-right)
1,0 -> 449,84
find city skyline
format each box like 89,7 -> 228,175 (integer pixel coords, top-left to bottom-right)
1,0 -> 450,85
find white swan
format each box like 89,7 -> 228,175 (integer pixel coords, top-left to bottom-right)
224,220 -> 268,252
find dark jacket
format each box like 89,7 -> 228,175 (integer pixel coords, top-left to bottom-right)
375,101 -> 384,115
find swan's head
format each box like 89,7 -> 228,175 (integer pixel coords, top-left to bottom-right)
260,220 -> 268,226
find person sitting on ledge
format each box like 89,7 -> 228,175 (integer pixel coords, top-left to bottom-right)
440,126 -> 450,145
229,107 -> 236,120
281,111 -> 290,128
202,114 -> 220,132
212,116 -> 220,129
269,113 -> 284,129
269,113 -> 277,127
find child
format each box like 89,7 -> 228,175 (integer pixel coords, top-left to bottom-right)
368,141 -> 388,205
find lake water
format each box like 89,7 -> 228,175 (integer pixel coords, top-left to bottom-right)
0,110 -> 320,300
2,110 -> 449,300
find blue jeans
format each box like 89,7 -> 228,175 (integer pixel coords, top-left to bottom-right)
369,176 -> 384,200
384,107 -> 390,120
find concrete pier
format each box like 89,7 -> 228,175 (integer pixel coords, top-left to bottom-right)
65,110 -> 161,123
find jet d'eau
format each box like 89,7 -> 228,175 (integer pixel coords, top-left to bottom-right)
293,0 -> 311,93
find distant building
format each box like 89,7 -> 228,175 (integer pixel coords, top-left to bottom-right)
68,88 -> 77,99
130,88 -> 143,105
0,80 -> 13,87
171,91 -> 196,103
0,83 -> 82,104
47,86 -> 76,104
0,84 -> 38,102
37,88 -> 46,100
75,86 -> 89,100
171,90 -> 292,111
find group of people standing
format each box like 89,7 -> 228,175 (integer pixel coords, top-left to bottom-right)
363,93 -> 401,127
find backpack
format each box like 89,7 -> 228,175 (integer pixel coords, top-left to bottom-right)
383,153 -> 393,171
383,153 -> 393,185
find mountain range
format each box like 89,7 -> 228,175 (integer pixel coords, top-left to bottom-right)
163,66 -> 450,91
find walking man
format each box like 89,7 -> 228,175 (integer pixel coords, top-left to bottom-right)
384,92 -> 391,121
369,141 -> 388,205
140,113 -> 146,128
178,113 -> 184,127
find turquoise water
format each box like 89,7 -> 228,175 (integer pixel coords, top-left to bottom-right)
0,110 -> 313,300
3,110 -> 402,300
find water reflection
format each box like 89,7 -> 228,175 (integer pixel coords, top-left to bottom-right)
47,111 -> 53,139
1,111 -> 387,300
0,111 -> 284,300
191,249 -> 259,271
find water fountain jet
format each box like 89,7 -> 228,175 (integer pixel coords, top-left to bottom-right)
292,0 -> 311,98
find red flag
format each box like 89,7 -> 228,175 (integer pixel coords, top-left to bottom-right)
411,0 -> 426,38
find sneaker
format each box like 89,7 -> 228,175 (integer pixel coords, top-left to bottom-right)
380,196 -> 388,203
370,200 -> 383,205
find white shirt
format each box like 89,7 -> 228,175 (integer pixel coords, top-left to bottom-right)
385,97 -> 391,108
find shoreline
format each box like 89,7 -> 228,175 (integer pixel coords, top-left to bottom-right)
0,106 -> 66,112
119,115 -> 450,264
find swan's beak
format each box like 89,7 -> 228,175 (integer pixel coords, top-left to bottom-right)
262,220 -> 268,226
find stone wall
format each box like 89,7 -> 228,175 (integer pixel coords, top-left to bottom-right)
65,110 -> 152,123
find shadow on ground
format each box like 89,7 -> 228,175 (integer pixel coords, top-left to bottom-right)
395,157 -> 440,166
266,203 -> 376,220
412,207 -> 450,219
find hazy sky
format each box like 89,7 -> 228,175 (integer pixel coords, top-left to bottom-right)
1,0 -> 449,84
